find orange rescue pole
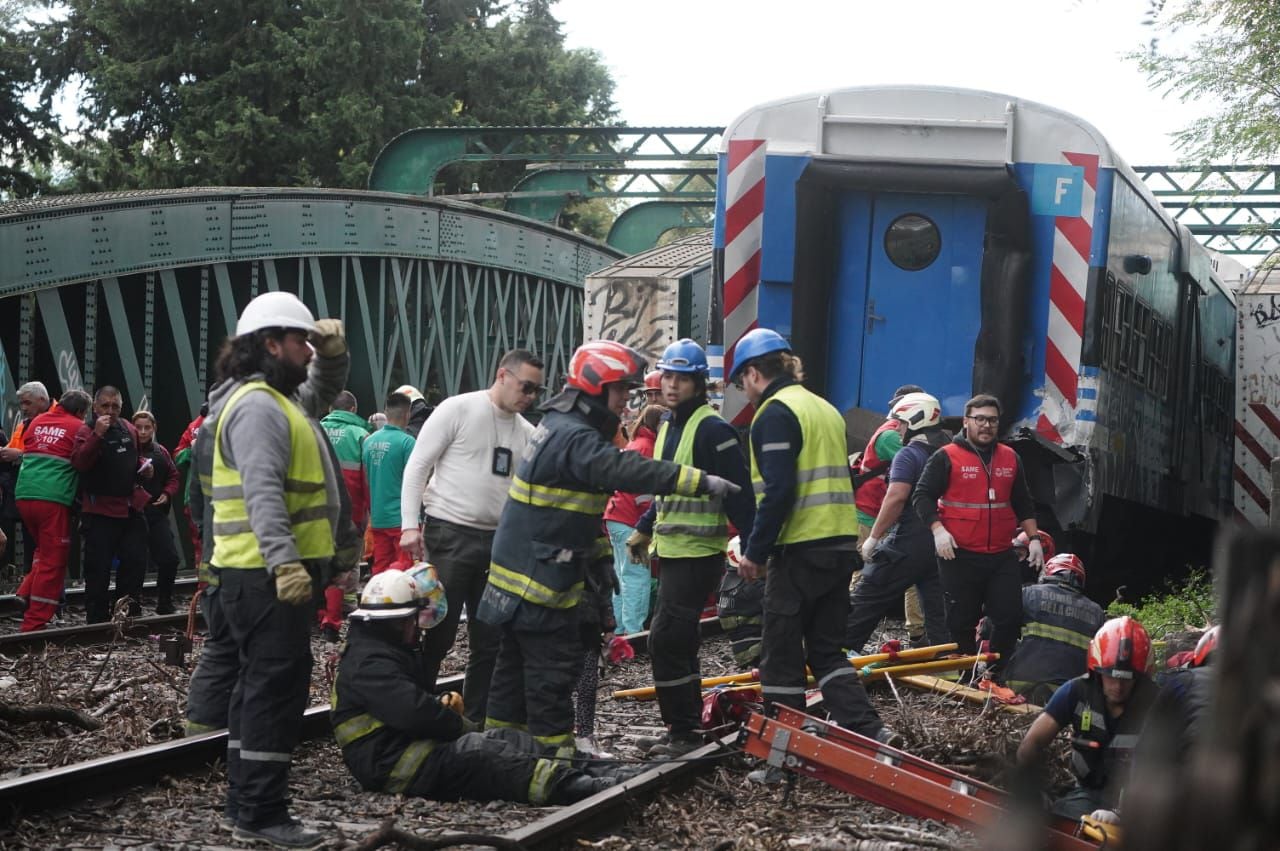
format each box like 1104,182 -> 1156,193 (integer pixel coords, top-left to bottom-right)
611,642 -> 959,701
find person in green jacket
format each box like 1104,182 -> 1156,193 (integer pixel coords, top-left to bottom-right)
14,390 -> 92,631
321,390 -> 372,640
363,392 -> 418,573
321,390 -> 371,529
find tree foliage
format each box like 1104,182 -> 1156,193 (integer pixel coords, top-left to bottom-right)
27,0 -> 615,191
1137,0 -> 1280,161
0,1 -> 54,197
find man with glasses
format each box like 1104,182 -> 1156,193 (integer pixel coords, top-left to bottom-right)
400,349 -> 545,723
912,394 -> 1043,687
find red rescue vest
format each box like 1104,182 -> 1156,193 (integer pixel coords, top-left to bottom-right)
854,419 -> 899,519
936,442 -> 1019,553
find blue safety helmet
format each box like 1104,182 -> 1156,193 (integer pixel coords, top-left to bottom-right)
657,338 -> 710,375
728,328 -> 791,381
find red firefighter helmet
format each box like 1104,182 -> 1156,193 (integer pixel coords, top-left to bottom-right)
1042,553 -> 1086,589
1192,625 -> 1219,668
1012,529 -> 1057,561
1087,616 -> 1153,679
565,340 -> 648,395
643,369 -> 662,392
701,687 -> 762,730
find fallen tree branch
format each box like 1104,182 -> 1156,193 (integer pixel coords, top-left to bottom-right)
357,819 -> 525,850
0,700 -> 104,731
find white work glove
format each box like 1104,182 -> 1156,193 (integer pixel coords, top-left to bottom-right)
932,526 -> 957,560
274,562 -> 313,605
1088,809 -> 1120,825
310,318 -> 347,358
860,535 -> 879,562
1027,538 -> 1045,570
626,530 -> 651,564
700,474 -> 742,498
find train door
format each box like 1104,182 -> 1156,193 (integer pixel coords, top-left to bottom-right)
827,192 -> 987,416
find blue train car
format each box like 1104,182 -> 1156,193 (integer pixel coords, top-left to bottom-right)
715,86 -> 1234,582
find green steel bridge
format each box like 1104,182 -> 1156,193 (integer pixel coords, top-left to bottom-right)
4,125 -> 1279,448
0,188 -> 619,447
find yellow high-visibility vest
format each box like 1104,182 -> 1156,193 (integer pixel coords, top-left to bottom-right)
210,381 -> 334,568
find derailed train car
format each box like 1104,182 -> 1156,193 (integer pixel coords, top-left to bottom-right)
713,86 -> 1235,586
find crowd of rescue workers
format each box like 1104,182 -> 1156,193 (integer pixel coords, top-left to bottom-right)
0,291 -> 1216,849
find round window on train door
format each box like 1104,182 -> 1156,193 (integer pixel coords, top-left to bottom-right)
884,213 -> 941,271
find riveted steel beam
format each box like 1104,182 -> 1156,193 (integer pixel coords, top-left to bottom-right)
369,127 -> 722,196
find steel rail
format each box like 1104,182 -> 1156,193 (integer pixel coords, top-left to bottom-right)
0,614 -> 732,839
0,612 -> 201,651
0,576 -> 201,616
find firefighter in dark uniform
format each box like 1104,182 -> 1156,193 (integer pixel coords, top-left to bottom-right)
332,567 -> 637,804
1017,616 -> 1160,820
206,292 -> 350,850
911,393 -> 1044,685
625,338 -> 755,758
728,329 -> 899,784
477,339 -> 742,755
1003,553 -> 1105,704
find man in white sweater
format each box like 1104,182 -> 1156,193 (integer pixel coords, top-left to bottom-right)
400,349 -> 545,722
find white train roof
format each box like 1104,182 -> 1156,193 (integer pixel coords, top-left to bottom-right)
723,84 -> 1193,268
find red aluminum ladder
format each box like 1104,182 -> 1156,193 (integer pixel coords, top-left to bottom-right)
740,706 -> 1101,851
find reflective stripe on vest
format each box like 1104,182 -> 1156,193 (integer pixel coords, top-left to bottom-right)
749,384 -> 857,545
331,674 -> 437,795
1023,621 -> 1093,650
488,561 -> 584,609
508,476 -> 609,515
654,405 -> 729,557
210,381 -> 335,568
935,441 -> 1019,554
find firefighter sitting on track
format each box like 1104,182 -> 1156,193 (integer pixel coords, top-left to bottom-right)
1016,616 -> 1160,820
332,566 -> 640,804
476,339 -> 742,757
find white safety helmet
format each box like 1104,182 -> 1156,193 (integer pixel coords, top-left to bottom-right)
235,291 -> 318,337
404,562 -> 449,631
349,569 -> 420,621
393,384 -> 424,403
889,392 -> 941,433
725,536 -> 743,569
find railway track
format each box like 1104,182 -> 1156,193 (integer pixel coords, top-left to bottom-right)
0,619 -> 737,848
0,576 -> 201,616
0,611 -> 202,651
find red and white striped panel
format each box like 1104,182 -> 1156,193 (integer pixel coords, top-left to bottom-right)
721,139 -> 766,425
1234,401 -> 1280,524
1037,151 -> 1099,445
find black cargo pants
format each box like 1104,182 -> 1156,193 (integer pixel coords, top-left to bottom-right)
760,547 -> 884,738
650,553 -> 723,734
185,576 -> 238,733
484,601 -> 582,753
81,511 -> 148,622
937,548 -> 1022,680
143,508 -> 181,604
418,517 -> 500,723
220,567 -> 314,829
844,534 -> 949,653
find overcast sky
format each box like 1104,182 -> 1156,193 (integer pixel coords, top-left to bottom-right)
555,0 -> 1204,165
